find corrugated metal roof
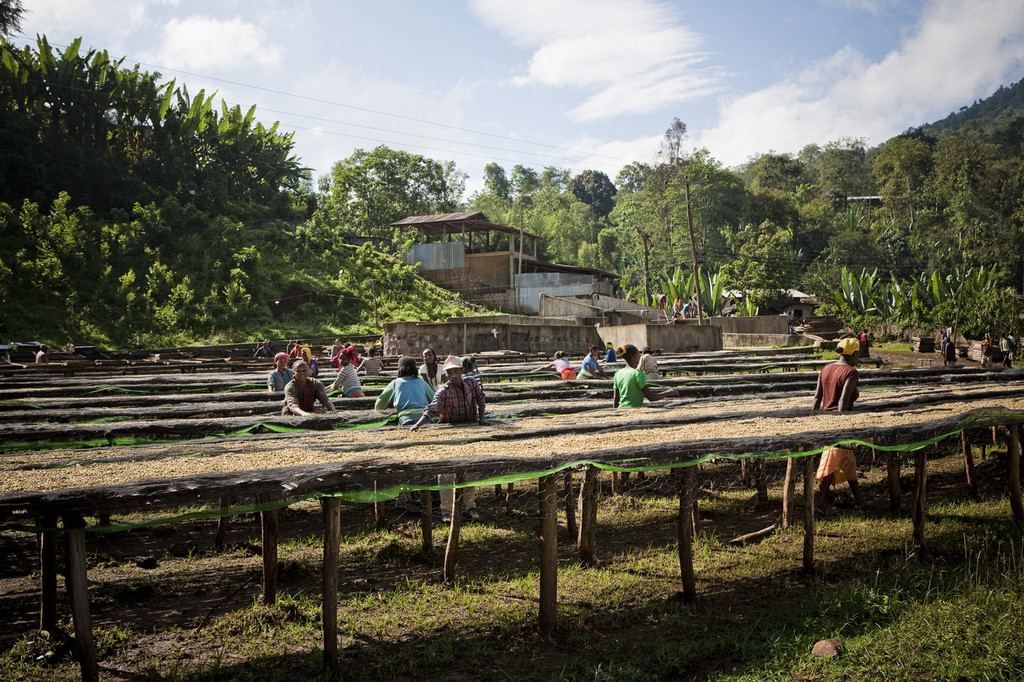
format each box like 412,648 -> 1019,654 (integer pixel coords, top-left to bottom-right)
391,212 -> 543,241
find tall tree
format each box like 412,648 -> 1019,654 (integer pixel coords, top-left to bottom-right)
568,169 -> 616,218
323,146 -> 463,240
0,0 -> 24,38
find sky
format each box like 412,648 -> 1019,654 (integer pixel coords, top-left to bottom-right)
11,0 -> 1024,195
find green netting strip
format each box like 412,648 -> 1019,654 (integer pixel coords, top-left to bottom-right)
0,401 -> 41,409
11,411 -> 1024,535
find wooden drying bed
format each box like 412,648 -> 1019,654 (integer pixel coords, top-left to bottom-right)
6,405 -> 1024,680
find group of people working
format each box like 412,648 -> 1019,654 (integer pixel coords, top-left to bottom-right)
259,332 -> 875,518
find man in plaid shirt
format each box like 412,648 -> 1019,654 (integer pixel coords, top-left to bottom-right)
410,354 -> 487,521
410,355 -> 486,430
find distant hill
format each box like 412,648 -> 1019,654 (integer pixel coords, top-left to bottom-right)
924,77 -> 1024,132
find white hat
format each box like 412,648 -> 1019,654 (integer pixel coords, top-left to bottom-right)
442,355 -> 463,371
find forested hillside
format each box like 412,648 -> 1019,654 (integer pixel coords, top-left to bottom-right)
925,77 -> 1024,133
0,37 -> 479,347
2,30 -> 1023,348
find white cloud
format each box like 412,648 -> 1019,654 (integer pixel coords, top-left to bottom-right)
18,0 -> 177,41
696,0 -> 1024,167
146,15 -> 284,72
469,0 -> 724,121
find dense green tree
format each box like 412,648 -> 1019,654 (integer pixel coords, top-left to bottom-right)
0,0 -> 25,38
321,145 -> 464,241
746,153 -> 806,194
873,136 -> 932,226
816,137 -> 874,203
483,162 -> 510,200
723,219 -> 797,308
568,170 -> 616,218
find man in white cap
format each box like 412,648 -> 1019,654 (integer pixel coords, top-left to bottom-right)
410,354 -> 487,521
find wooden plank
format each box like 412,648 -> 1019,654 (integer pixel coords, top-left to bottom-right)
563,470 -> 577,540
214,495 -> 230,549
803,457 -> 814,574
912,447 -> 928,548
443,482 -> 463,584
374,481 -> 386,530
321,498 -> 341,670
962,430 -> 978,497
756,458 -> 768,502
538,475 -> 558,631
420,490 -> 432,555
782,457 -> 797,529
1008,424 -> 1023,523
4,408 -> 1022,522
678,466 -> 697,602
38,515 -> 58,633
261,502 -> 279,606
577,465 -> 597,565
63,513 -> 98,682
887,452 -> 901,513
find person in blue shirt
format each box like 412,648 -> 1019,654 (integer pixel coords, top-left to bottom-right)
267,352 -> 293,393
580,344 -> 608,379
603,341 -> 617,363
374,356 -> 436,425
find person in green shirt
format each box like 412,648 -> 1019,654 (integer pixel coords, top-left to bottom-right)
612,345 -> 679,408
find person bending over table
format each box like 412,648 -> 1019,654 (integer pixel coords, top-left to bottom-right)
812,337 -> 864,511
375,355 -> 435,425
410,354 -> 486,521
282,360 -> 337,416
612,344 -> 679,408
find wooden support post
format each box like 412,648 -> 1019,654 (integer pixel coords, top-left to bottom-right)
374,480 -> 386,530
505,483 -> 514,513
782,457 -> 797,529
741,458 -> 751,486
1008,424 -> 1024,523
420,490 -> 433,555
214,495 -> 230,549
756,458 -> 768,503
578,465 -> 598,565
538,475 -> 558,632
993,425 -> 999,445
38,515 -> 58,633
62,514 -> 98,682
443,483 -> 463,584
260,502 -> 279,606
611,471 -> 619,494
563,470 -> 577,540
961,430 -> 978,498
802,456 -> 814,574
887,451 -> 901,514
912,448 -> 928,549
691,487 -> 701,539
678,466 -> 697,603
321,498 -> 341,670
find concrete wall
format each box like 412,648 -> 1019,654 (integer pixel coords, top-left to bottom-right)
676,315 -> 789,335
382,316 -> 601,357
406,242 -> 465,271
467,252 -> 511,287
598,323 -> 723,353
722,333 -> 812,348
538,293 -> 661,324
513,274 -> 615,314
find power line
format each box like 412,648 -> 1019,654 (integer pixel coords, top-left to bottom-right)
9,33 -> 628,167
